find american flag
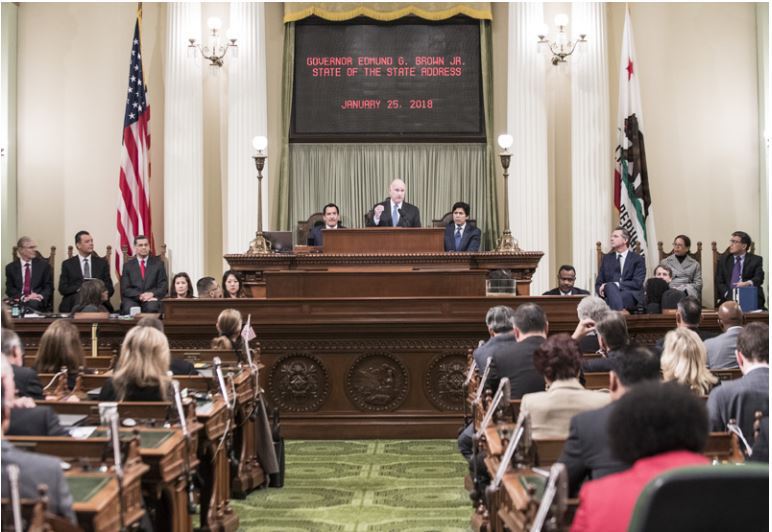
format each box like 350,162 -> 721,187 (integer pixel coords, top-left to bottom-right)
115,10 -> 153,277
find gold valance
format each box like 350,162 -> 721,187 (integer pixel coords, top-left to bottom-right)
283,3 -> 492,23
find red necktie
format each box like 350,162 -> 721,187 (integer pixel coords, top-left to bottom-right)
140,259 -> 146,280
23,263 -> 31,296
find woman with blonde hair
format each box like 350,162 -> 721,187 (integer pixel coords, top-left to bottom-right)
98,326 -> 171,401
211,309 -> 245,361
660,328 -> 718,395
35,319 -> 85,389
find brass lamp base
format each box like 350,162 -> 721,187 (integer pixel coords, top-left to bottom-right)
248,232 -> 272,254
496,230 -> 520,252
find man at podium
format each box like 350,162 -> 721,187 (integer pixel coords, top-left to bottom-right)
366,179 -> 421,228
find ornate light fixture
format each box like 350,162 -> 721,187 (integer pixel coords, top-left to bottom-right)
188,17 -> 237,68
248,136 -> 270,254
496,134 -> 520,253
537,14 -> 586,66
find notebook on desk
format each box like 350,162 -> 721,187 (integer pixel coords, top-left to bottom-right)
737,286 -> 759,312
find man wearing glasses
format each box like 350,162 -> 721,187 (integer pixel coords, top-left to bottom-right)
715,231 -> 765,309
4,237 -> 54,312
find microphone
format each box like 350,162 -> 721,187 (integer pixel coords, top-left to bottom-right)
213,356 -> 232,411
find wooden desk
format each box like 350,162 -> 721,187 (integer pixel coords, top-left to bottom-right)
322,228 -> 445,253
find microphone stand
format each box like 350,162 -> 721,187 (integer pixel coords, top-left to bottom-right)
7,464 -> 23,532
108,411 -> 128,532
172,380 -> 197,514
213,357 -> 234,458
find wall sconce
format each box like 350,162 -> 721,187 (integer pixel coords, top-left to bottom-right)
537,14 -> 586,66
188,17 -> 237,68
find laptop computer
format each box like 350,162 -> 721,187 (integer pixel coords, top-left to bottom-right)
264,231 -> 294,253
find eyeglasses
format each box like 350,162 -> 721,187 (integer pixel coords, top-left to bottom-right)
730,239 -> 743,244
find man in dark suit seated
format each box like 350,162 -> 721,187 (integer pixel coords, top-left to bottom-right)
707,322 -> 768,452
595,227 -> 646,311
4,237 -> 53,312
365,179 -> 421,228
120,235 -> 168,314
1,355 -> 76,523
715,230 -> 766,309
654,296 -> 715,350
308,203 -> 345,246
543,265 -> 591,296
58,230 -> 114,313
559,345 -> 661,496
443,201 -> 481,252
2,328 -> 43,400
458,304 -> 547,460
580,311 -> 631,373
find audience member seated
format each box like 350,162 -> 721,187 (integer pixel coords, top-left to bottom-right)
707,322 -> 769,451
1,356 -> 77,524
71,278 -> 110,313
98,326 -> 171,402
58,230 -> 114,313
197,276 -> 223,298
655,296 -> 714,350
222,269 -> 247,299
135,316 -> 196,375
571,382 -> 710,532
595,227 -> 645,312
521,334 -> 610,439
169,272 -> 194,299
212,309 -> 246,360
458,304 -> 546,461
660,234 -> 703,300
660,328 -> 718,396
3,354 -> 68,437
644,265 -> 685,313
443,201 -> 481,252
2,328 -> 43,400
715,230 -> 765,309
581,311 -> 630,373
571,296 -> 609,353
543,264 -> 590,296
35,319 -> 85,391
365,179 -> 421,228
120,235 -> 168,314
308,203 -> 345,246
560,345 -> 661,497
4,236 -> 54,312
704,301 -> 743,369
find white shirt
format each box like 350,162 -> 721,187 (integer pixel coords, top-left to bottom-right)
616,248 -> 630,275
454,223 -> 467,235
325,224 -> 339,230
20,259 -> 31,279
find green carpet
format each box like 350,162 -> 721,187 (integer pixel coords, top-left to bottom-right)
232,440 -> 471,531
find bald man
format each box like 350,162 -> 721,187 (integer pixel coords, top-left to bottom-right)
366,179 -> 421,228
704,301 -> 744,369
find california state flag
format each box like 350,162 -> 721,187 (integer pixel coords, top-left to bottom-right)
614,8 -> 656,262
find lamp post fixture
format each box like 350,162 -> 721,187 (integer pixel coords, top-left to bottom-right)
248,135 -> 271,254
496,134 -> 519,252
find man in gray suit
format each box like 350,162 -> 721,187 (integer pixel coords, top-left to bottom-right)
1,354 -> 76,523
705,301 -> 744,369
707,322 -> 768,452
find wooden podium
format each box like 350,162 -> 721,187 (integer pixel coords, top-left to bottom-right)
322,227 -> 444,253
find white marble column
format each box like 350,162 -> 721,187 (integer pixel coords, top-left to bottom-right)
570,2 -> 611,293
164,2 -> 204,282
507,3 -> 550,294
225,2 -> 269,254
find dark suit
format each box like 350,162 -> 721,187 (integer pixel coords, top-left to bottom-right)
12,365 -> 44,400
7,406 -> 69,437
1,440 -> 77,523
707,367 -> 769,451
715,252 -> 766,309
543,287 -> 590,296
120,255 -> 168,314
307,224 -> 345,247
366,200 -> 421,228
654,326 -> 715,351
4,257 -> 53,311
443,223 -> 481,252
595,251 -> 646,311
58,254 -> 114,312
558,402 -> 629,497
98,378 -> 165,401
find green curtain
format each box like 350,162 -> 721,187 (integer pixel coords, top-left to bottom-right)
276,21 -> 501,249
283,3 -> 492,23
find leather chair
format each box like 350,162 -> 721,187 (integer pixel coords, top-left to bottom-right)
296,212 -> 324,245
431,212 -> 477,228
67,244 -> 113,271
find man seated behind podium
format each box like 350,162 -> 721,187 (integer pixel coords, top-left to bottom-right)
595,227 -> 645,311
715,230 -> 765,309
308,203 -> 345,246
120,235 -> 168,314
365,178 -> 421,228
444,201 -> 480,252
197,276 -> 223,298
58,230 -> 114,313
544,265 -> 590,296
4,236 -> 54,312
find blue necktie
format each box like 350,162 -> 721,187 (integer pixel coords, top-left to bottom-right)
455,226 -> 463,250
730,256 -> 742,287
391,204 -> 399,226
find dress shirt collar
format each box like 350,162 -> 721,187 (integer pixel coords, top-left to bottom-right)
325,224 -> 338,230
390,200 -> 402,212
455,223 -> 466,233
545,377 -> 584,392
560,289 -> 571,296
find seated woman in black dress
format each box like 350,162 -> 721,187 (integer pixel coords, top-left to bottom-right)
98,326 -> 171,401
71,279 -> 110,313
36,319 -> 86,391
222,270 -> 247,299
211,308 -> 246,361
